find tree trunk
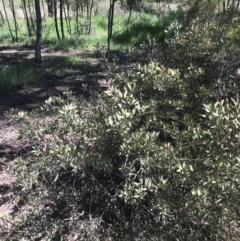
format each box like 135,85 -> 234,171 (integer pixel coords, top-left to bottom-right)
47,0 -> 54,17
2,0 -> 14,42
0,9 -> 5,24
63,0 -> 70,35
22,0 -> 32,37
60,0 -> 65,38
53,0 -> 60,39
28,0 -> 36,31
35,0 -> 42,63
237,0 -> 240,10
107,0 -> 116,59
88,0 -> 94,34
76,0 -> 79,34
67,3 -> 71,34
41,0 -> 46,24
86,0 -> 89,34
9,0 -> 18,42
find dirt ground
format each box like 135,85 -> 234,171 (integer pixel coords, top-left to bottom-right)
0,45 -> 146,234
0,46 -> 109,222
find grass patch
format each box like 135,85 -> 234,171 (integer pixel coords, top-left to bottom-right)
0,61 -> 37,92
0,10 -> 181,49
0,5 -> 182,52
41,55 -> 91,72
0,53 -> 99,93
112,11 -> 183,45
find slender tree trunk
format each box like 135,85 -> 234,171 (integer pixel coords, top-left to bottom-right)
22,0 -> 32,37
0,9 -> 5,24
76,0 -> 79,34
2,0 -> 14,42
9,0 -> 18,42
127,2 -> 133,25
80,0 -> 84,16
85,0 -> 90,34
53,0 -> 60,39
63,1 -> 70,35
41,0 -> 46,25
47,0 -> 54,17
35,0 -> 42,62
67,3 -> 71,34
60,0 -> 65,38
237,0 -> 240,10
88,0 -> 94,34
107,0 -> 115,59
28,0 -> 36,31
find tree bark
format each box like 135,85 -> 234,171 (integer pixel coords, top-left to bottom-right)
60,0 -> 65,38
28,0 -> 36,31
47,0 -> 54,17
22,0 -> 32,37
88,0 -> 94,34
53,0 -> 60,39
9,0 -> 18,42
76,0 -> 79,34
0,9 -> 5,24
35,0 -> 42,63
107,0 -> 116,59
237,0 -> 240,10
63,0 -> 70,35
2,0 -> 14,42
67,2 -> 71,34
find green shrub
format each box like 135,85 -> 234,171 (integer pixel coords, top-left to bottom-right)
4,4 -> 240,240
5,64 -> 240,240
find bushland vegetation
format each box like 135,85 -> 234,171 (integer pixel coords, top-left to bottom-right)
1,0 -> 240,240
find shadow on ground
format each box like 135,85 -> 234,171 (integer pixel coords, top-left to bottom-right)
0,47 -> 110,115
112,11 -> 183,46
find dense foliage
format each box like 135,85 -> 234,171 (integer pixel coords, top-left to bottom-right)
2,1 -> 240,240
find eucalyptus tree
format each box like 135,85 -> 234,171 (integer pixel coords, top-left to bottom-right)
47,0 -> 54,16
9,0 -> 18,41
35,0 -> 42,62
0,9 -> 4,25
60,0 -> 65,38
22,0 -> 32,37
1,0 -> 14,42
28,0 -> 36,31
106,0 -> 143,59
63,0 -> 72,35
53,0 -> 60,39
106,0 -> 116,58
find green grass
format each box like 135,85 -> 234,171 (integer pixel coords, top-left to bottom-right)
0,8 -> 181,49
0,6 -> 181,92
0,54 -> 99,93
112,11 -> 183,46
41,55 -> 93,75
0,61 -> 37,92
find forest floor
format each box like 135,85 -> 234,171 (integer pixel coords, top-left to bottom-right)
0,45 -> 146,234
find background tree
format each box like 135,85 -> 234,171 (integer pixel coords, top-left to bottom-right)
35,0 -> 42,62
47,0 -> 54,16
53,0 -> 60,39
59,0 -> 65,38
0,9 -> 5,25
22,0 -> 32,37
1,0 -> 14,42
